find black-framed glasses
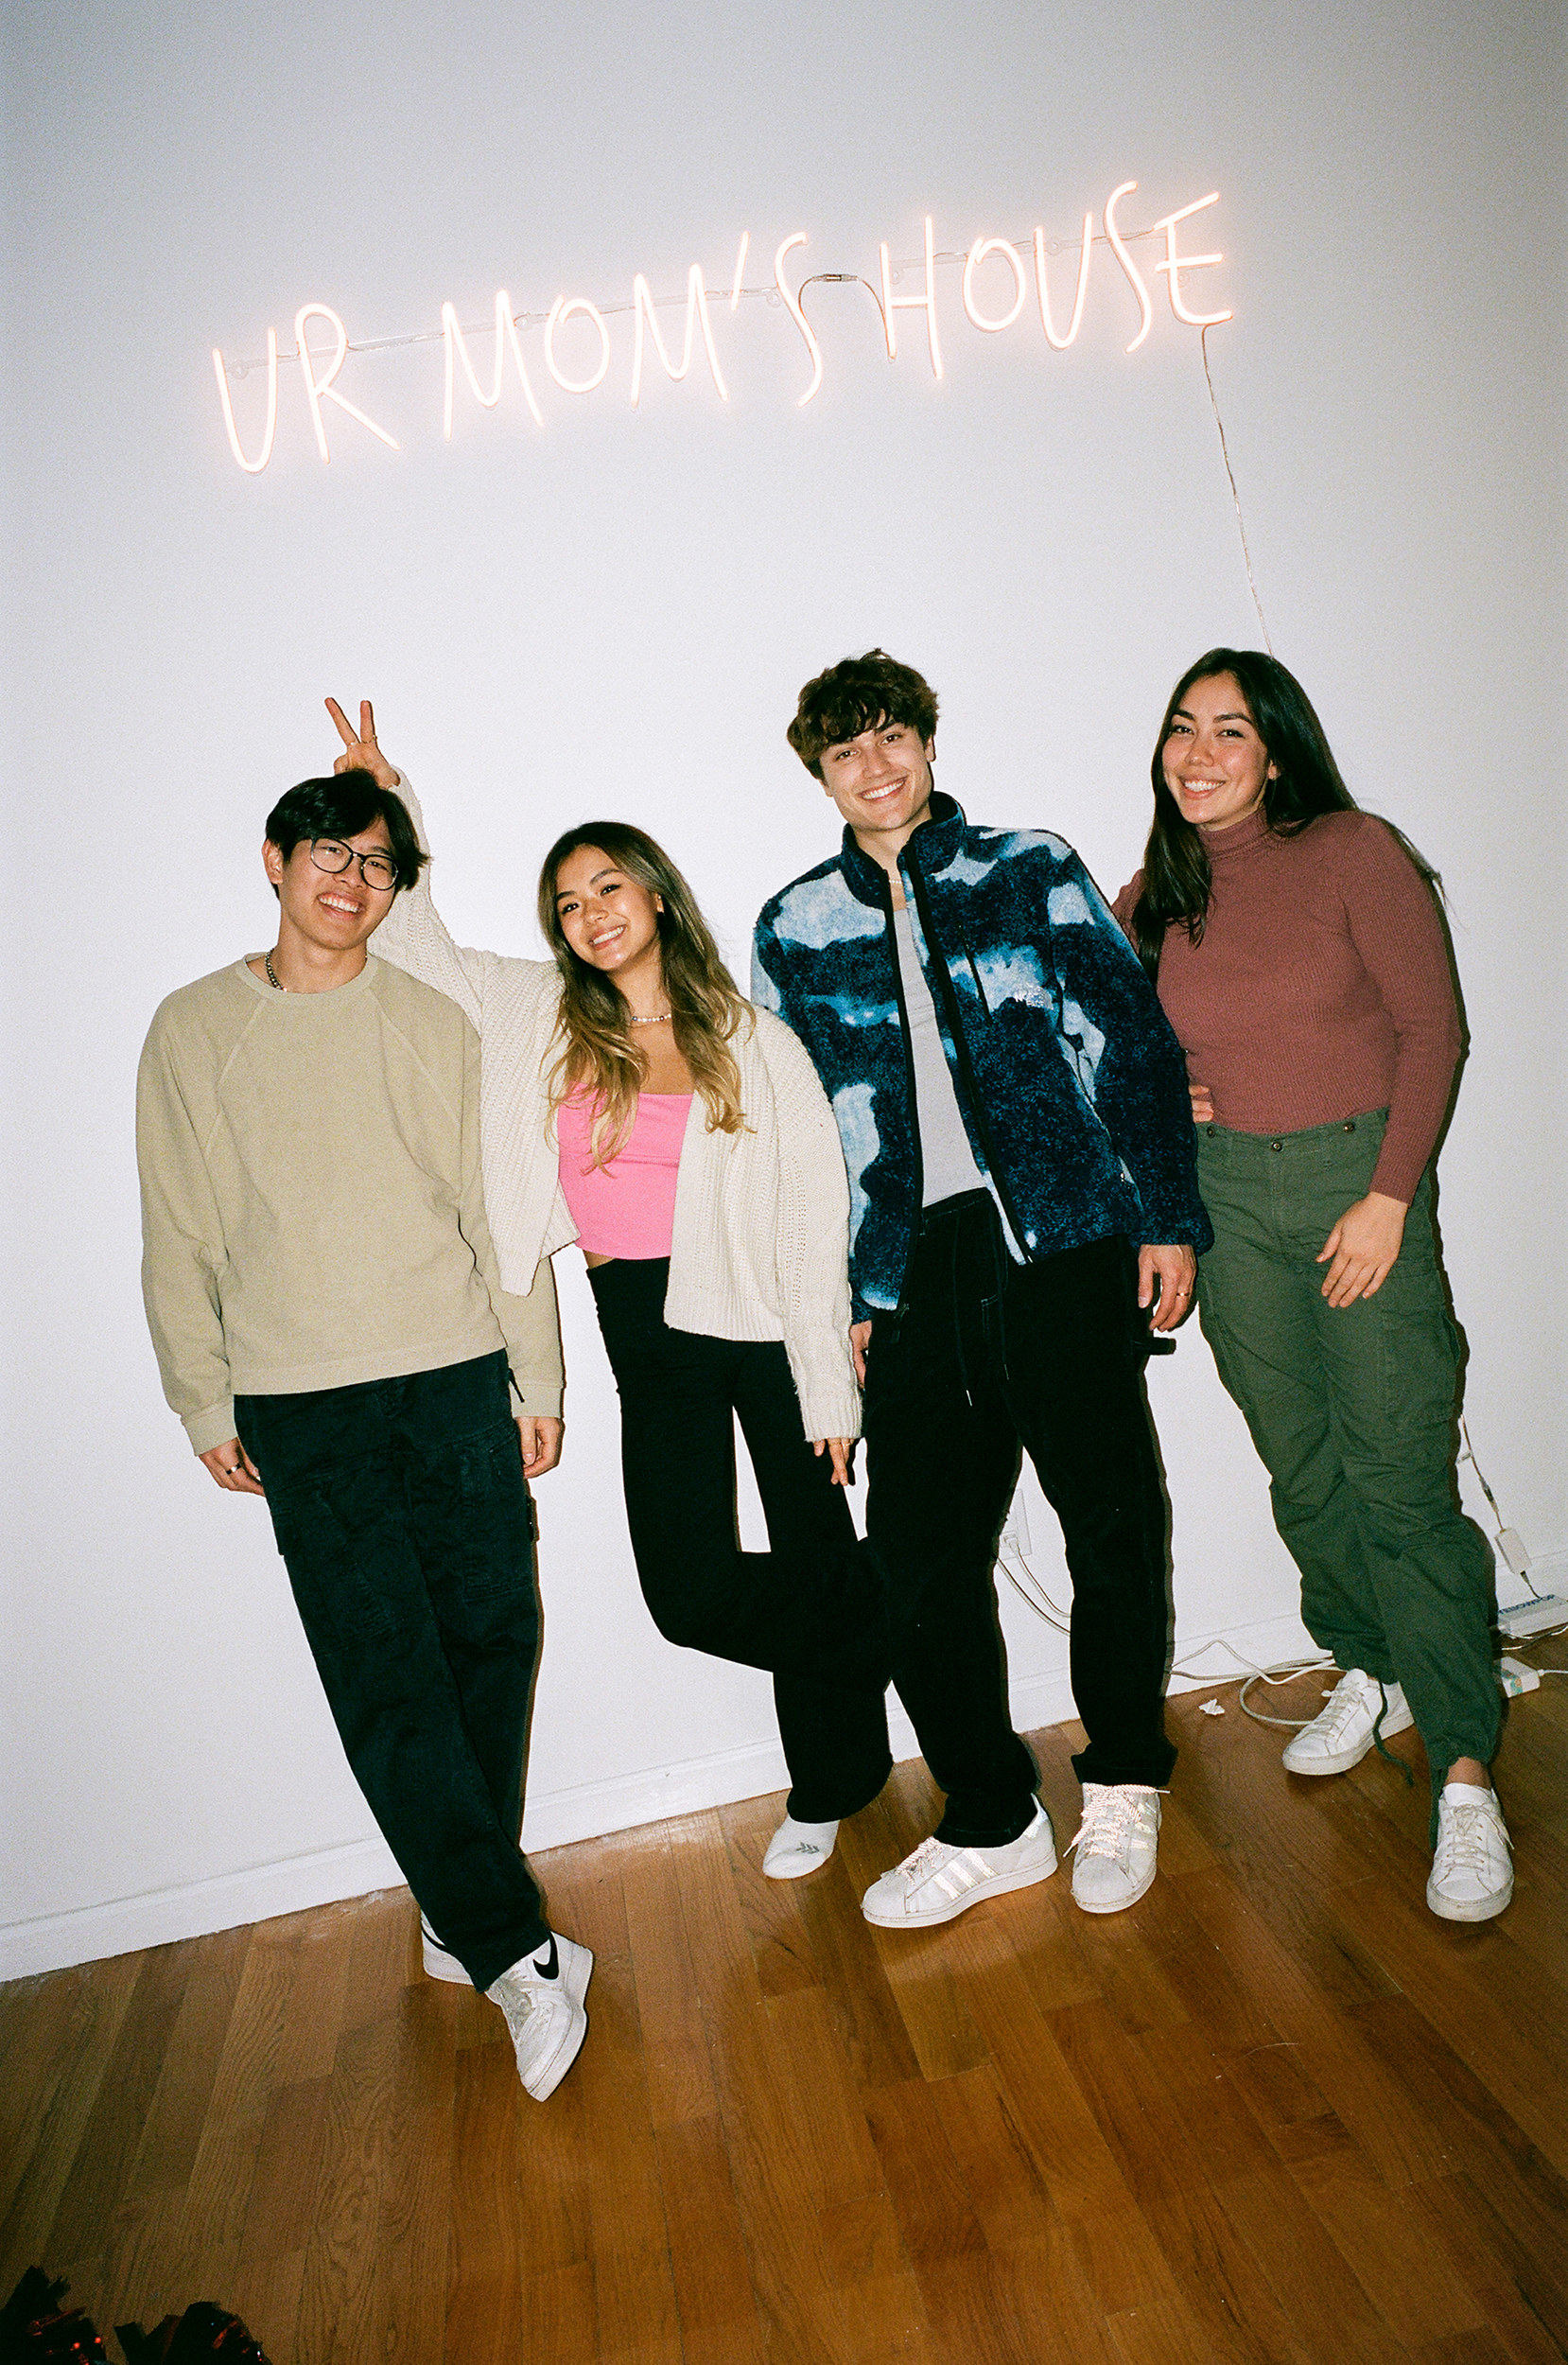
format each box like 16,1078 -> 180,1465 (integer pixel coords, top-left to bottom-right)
309,838 -> 399,892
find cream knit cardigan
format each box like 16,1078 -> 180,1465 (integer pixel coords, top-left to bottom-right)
373,778 -> 862,1444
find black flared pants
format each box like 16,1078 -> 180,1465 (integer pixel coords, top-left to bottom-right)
588,1257 -> 893,1823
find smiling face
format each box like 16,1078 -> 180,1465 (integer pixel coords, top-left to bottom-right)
264,817 -> 397,958
552,843 -> 666,989
818,716 -> 936,854
1160,672 -> 1278,831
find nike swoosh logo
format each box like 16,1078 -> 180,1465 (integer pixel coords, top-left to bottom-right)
531,1934 -> 559,1981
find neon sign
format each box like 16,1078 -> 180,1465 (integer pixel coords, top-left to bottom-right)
211,181 -> 1232,471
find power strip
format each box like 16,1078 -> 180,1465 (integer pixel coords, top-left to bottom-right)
1498,1595 -> 1568,1640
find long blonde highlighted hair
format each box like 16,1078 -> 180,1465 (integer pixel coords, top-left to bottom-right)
537,821 -> 751,1166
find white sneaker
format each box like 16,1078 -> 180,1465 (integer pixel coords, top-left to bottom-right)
420,1914 -> 468,1984
1281,1668 -> 1414,1776
861,1803 -> 1056,1928
1068,1784 -> 1161,1914
1427,1783 -> 1513,1923
763,1816 -> 840,1880
486,1932 -> 594,2100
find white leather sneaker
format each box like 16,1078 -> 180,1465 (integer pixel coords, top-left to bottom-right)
1281,1668 -> 1414,1776
762,1816 -> 840,1880
1427,1784 -> 1513,1922
420,1914 -> 468,1984
861,1803 -> 1056,1928
486,1932 -> 594,2100
1068,1784 -> 1161,1914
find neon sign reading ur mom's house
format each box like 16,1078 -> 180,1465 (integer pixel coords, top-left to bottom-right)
210,183 -> 1232,474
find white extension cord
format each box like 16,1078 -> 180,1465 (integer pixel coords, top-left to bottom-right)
997,1510 -> 1562,1725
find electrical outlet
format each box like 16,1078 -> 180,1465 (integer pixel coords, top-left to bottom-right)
1001,1495 -> 1033,1558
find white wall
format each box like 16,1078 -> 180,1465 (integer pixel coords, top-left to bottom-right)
4,0 -> 1563,1976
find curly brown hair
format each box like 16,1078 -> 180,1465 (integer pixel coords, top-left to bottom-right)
787,648 -> 939,779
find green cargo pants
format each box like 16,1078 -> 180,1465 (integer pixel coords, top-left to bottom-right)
1194,1109 -> 1499,1787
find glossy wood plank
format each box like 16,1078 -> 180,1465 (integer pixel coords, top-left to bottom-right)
0,1953 -> 140,2283
5,1676 -> 1567,2363
47,1946 -> 191,2266
126,1926 -> 249,2201
620,1826 -> 720,2129
1051,2002 -> 1308,2365
652,2114 -> 767,2365
1410,2169 -> 1568,2365
1266,2111 -> 1491,2351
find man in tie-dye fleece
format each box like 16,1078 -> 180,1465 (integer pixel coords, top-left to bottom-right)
753,649 -> 1211,1924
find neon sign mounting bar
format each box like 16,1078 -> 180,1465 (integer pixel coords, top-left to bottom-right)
211,183 -> 1232,471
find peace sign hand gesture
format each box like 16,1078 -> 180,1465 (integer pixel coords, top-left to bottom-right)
325,695 -> 400,790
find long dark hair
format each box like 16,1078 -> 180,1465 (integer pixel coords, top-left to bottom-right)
1129,649 -> 1356,981
537,820 -> 751,1165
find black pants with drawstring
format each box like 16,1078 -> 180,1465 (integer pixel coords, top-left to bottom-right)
863,1191 -> 1177,1848
235,1350 -> 549,1993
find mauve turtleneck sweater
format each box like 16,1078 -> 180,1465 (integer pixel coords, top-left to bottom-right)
1113,809 -> 1459,1205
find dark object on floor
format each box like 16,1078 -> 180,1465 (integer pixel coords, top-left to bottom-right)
114,2310 -> 270,2364
0,2269 -> 108,2360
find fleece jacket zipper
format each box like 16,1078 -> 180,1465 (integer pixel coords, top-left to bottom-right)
902,847 -> 1035,1272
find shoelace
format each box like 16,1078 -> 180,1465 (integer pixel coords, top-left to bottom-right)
1311,1673 -> 1382,1743
1311,1675 -> 1414,1783
1068,1791 -> 1156,1864
1434,1803 -> 1509,1876
897,1835 -> 954,1884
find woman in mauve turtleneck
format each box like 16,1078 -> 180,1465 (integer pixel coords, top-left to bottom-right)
1114,648 -> 1512,1926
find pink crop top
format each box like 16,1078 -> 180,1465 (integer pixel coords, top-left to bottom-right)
555,1092 -> 692,1259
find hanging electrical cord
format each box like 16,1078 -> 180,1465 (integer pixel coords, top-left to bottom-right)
1456,1414 -> 1546,1598
997,1540 -> 1071,1634
1200,323 -> 1273,654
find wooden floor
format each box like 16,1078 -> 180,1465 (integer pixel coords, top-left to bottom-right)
6,1645 -> 1568,2365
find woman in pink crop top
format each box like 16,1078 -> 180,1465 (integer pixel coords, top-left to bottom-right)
538,819 -> 892,1880
325,700 -> 895,1917
1116,649 -> 1510,1924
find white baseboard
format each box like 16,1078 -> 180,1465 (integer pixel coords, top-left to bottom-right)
0,1606 -> 1321,1983
0,1834 -> 405,1983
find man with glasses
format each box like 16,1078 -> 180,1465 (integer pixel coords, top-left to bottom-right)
136,764 -> 592,2102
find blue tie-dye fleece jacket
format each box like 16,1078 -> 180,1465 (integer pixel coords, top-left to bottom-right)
751,793 -> 1212,1323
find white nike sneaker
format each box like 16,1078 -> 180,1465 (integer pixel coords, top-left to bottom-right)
763,1816 -> 840,1880
1281,1668 -> 1414,1776
861,1803 -> 1056,1928
486,1931 -> 594,2100
1068,1784 -> 1161,1914
420,1914 -> 468,1984
1427,1783 -> 1513,1923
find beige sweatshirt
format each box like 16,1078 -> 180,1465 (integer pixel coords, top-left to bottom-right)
373,776 -> 862,1444
136,954 -> 564,1457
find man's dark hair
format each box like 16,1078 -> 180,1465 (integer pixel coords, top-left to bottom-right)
263,771 -> 427,896
787,649 -> 939,779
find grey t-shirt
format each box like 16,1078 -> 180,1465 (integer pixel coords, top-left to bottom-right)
891,901 -> 989,1205
890,902 -> 1024,1260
